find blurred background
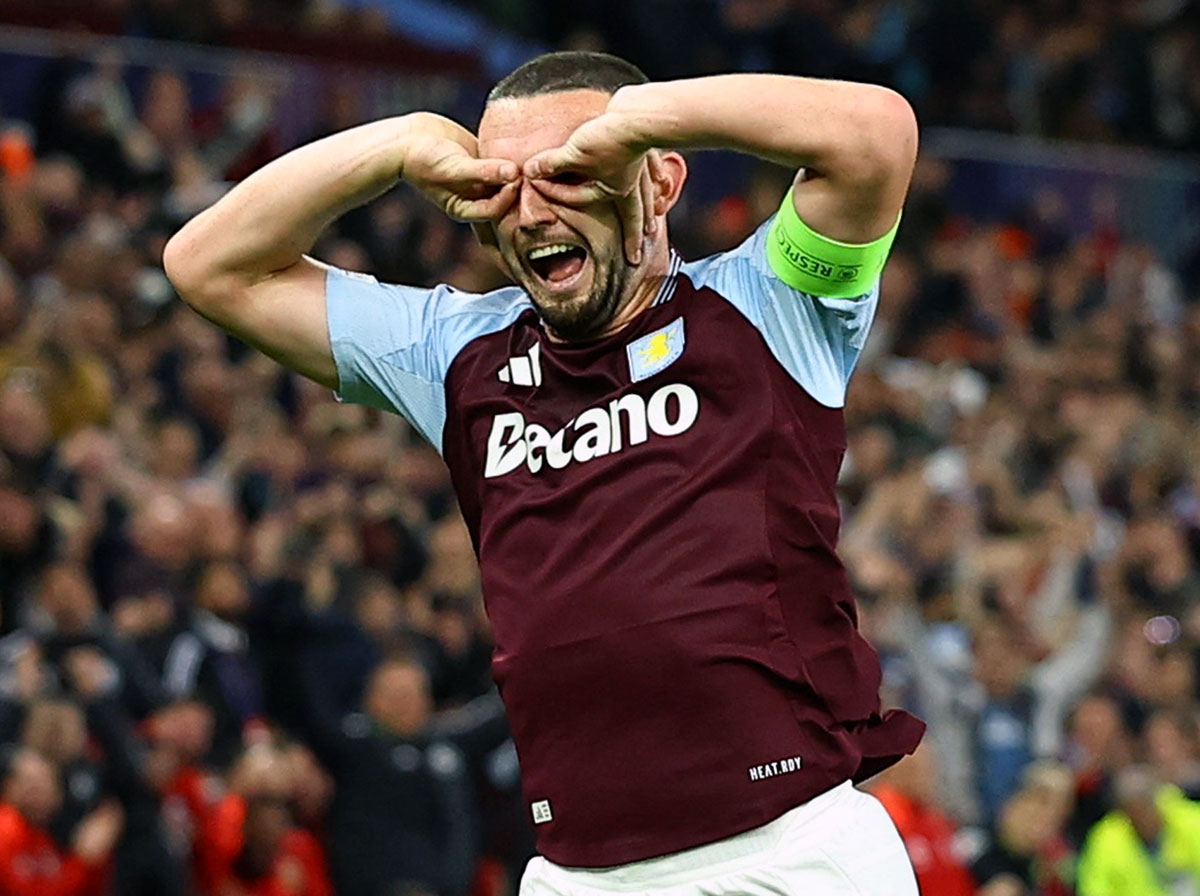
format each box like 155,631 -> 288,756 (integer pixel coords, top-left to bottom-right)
0,1 -> 1199,895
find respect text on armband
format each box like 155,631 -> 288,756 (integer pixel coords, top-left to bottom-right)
773,227 -> 862,283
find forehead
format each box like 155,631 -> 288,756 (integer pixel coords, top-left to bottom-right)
478,89 -> 611,167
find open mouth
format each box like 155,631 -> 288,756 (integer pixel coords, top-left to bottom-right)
525,243 -> 589,288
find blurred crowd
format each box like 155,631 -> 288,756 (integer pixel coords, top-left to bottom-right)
469,0 -> 1200,151
843,155 -> 1200,893
0,49 -> 528,896
2,21 -> 1200,896
6,0 -> 1200,151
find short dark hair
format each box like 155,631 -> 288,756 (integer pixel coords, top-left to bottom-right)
487,51 -> 648,104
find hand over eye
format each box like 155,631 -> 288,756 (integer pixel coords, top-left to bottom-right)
400,115 -> 520,222
523,114 -> 659,264
405,137 -> 520,222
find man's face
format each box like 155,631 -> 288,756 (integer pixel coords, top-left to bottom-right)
477,90 -> 631,340
5,752 -> 61,827
367,661 -> 432,738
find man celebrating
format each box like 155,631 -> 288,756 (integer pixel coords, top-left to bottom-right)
165,52 -> 924,894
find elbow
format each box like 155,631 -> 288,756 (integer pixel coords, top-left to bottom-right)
879,88 -> 919,168
162,219 -> 241,317
162,223 -> 205,306
857,87 -> 919,186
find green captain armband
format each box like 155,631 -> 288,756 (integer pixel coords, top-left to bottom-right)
766,188 -> 900,298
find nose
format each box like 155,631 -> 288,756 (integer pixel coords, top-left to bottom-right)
515,179 -> 558,231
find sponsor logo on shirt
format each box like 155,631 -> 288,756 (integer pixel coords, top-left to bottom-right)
747,754 -> 803,782
531,799 -> 553,824
483,382 -> 700,479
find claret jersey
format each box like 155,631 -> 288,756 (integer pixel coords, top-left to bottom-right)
326,214 -> 925,867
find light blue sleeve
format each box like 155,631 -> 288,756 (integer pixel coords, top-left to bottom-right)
682,217 -> 879,408
324,268 -> 530,451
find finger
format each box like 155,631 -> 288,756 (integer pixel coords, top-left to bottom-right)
639,163 -> 656,236
448,180 -> 520,222
476,157 -> 520,184
527,177 -> 608,207
473,179 -> 520,218
646,149 -> 665,196
446,157 -> 517,186
523,145 -> 584,181
619,182 -> 645,266
437,154 -> 519,188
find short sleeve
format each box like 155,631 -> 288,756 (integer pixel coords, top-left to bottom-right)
325,268 -> 529,451
682,217 -> 880,408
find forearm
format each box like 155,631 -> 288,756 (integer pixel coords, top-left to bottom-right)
164,113 -> 455,297
611,74 -> 912,178
608,74 -> 916,237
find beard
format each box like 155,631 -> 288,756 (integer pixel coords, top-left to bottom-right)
524,250 -> 629,342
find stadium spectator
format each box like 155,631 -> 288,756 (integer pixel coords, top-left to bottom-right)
1063,691 -> 1137,849
22,564 -> 165,721
1144,708 -> 1200,799
1077,765 -> 1200,895
423,592 -> 494,707
0,747 -> 124,896
163,559 -> 264,765
871,744 -> 976,896
194,743 -> 332,896
65,644 -> 206,896
7,0 -> 1200,150
274,612 -> 508,896
0,644 -> 41,742
971,761 -> 1077,896
872,568 -> 1110,825
18,696 -> 105,845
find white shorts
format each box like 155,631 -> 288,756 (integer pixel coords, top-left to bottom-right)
519,781 -> 918,896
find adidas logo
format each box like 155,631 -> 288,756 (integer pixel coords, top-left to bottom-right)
497,342 -> 542,387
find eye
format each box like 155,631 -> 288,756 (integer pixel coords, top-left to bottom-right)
547,171 -> 588,186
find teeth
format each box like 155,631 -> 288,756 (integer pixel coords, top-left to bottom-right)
528,244 -> 577,261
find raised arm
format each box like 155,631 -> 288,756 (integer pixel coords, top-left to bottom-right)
526,74 -> 917,244
163,113 -> 519,388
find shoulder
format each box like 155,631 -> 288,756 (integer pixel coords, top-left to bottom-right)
1160,785 -> 1200,824
680,219 -> 773,297
282,827 -> 325,855
434,284 -> 534,344
327,267 -> 530,319
326,270 -> 532,359
676,217 -> 880,409
1083,812 -> 1136,854
0,804 -> 22,838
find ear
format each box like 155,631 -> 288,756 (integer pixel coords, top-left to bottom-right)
649,150 -> 687,218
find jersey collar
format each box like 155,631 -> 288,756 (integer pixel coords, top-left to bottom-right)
651,249 -> 683,307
